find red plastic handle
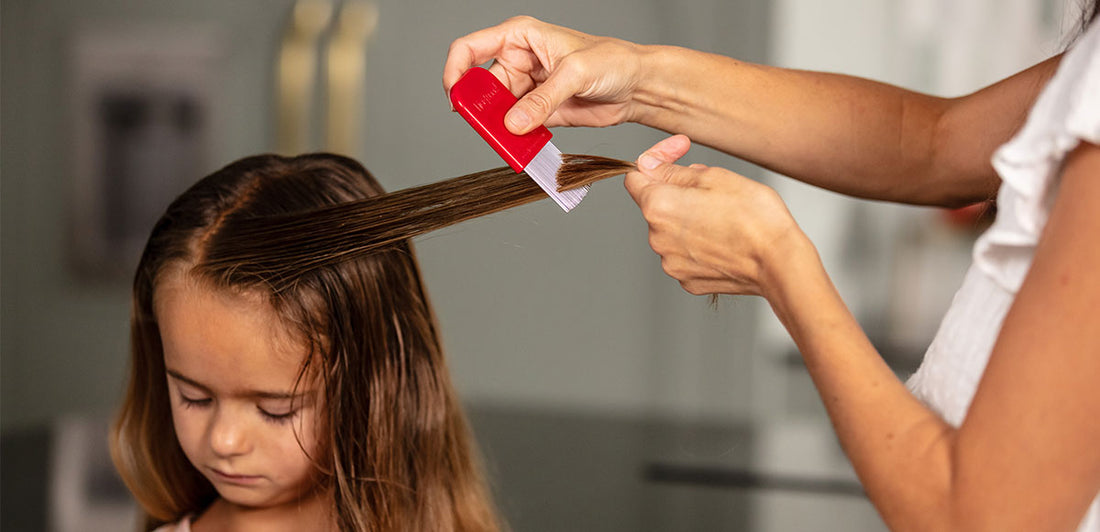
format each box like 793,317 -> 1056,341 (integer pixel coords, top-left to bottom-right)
449,67 -> 552,173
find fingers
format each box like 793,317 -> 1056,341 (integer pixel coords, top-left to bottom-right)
446,17 -> 643,132
632,135 -> 707,190
506,69 -> 586,134
637,134 -> 691,170
623,135 -> 697,205
443,16 -> 551,90
444,17 -> 569,133
443,23 -> 513,90
487,62 -> 536,98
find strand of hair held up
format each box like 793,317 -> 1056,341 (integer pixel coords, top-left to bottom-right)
203,154 -> 634,285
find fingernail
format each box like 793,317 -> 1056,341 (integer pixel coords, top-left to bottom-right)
638,153 -> 660,170
507,109 -> 530,131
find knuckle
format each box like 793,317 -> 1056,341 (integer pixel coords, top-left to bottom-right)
622,173 -> 639,195
506,15 -> 537,26
445,40 -> 472,67
645,192 -> 674,220
764,184 -> 784,203
557,54 -> 587,78
660,258 -> 677,277
447,35 -> 468,53
523,90 -> 555,116
647,232 -> 663,252
506,15 -> 546,33
686,167 -> 712,185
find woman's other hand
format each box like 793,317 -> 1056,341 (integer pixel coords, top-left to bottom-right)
624,135 -> 814,298
443,16 -> 647,134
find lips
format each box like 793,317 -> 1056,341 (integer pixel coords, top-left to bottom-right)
210,468 -> 264,485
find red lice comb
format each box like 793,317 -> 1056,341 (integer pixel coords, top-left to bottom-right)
449,67 -> 588,212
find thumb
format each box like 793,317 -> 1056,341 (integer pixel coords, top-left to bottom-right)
636,135 -> 699,186
505,72 -> 583,134
637,134 -> 691,170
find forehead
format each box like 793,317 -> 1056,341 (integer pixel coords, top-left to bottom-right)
154,269 -> 310,393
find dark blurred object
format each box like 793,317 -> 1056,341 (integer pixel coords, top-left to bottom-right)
2,426 -> 52,531
97,90 -> 203,255
469,405 -> 754,531
1,417 -> 137,532
645,463 -> 863,496
69,25 -> 222,280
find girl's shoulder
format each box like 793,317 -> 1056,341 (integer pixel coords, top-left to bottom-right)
152,514 -> 194,532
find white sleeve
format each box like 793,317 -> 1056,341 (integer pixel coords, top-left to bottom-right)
1066,24 -> 1100,144
977,20 -> 1100,293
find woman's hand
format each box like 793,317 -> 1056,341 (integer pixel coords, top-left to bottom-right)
443,16 -> 648,134
624,135 -> 814,298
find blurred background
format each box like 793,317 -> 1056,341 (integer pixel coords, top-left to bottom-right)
0,0 -> 1078,530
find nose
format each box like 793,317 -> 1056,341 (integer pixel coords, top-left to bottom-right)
208,407 -> 252,458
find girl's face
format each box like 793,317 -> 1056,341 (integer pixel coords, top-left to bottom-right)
155,271 -> 324,511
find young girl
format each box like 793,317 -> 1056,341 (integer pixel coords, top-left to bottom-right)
111,153 -> 500,531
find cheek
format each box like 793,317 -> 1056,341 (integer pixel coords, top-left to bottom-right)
275,410 -> 322,476
169,403 -> 206,460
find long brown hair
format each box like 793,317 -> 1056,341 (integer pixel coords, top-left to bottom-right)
200,154 -> 632,276
111,152 -> 632,531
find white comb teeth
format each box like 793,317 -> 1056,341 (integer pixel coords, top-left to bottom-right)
524,142 -> 589,212
450,67 -> 589,212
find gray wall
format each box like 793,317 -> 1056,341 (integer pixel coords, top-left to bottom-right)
2,3 -> 903,531
3,0 -> 306,429
2,0 -> 770,430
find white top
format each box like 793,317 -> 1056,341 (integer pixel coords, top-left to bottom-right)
152,514 -> 193,532
907,18 -> 1100,531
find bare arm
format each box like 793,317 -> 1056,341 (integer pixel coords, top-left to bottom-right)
633,47 -> 1061,207
627,137 -> 1100,530
445,17 -> 1061,207
946,141 -> 1100,529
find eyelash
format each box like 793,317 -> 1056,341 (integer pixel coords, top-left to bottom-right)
258,408 -> 297,425
180,395 -> 211,409
178,395 -> 298,425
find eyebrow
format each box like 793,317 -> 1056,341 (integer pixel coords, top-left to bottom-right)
165,369 -> 308,400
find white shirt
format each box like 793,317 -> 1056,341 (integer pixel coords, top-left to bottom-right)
907,18 -> 1100,531
152,514 -> 193,532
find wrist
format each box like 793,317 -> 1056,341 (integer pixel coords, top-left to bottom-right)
756,227 -> 822,304
630,45 -> 692,127
630,45 -> 745,134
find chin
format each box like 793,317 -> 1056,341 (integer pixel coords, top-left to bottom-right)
216,481 -> 318,510
214,485 -> 279,507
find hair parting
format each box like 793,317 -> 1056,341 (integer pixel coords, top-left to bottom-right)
202,154 -> 634,287
114,152 -> 630,530
115,152 -> 521,531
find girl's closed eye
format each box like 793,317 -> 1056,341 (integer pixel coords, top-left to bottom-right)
179,393 -> 212,409
118,153 -> 502,532
257,397 -> 307,424
257,405 -> 297,424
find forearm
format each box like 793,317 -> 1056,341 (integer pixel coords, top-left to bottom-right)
631,46 -> 1057,206
762,145 -> 1100,530
626,64 -> 1098,530
761,235 -> 957,530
